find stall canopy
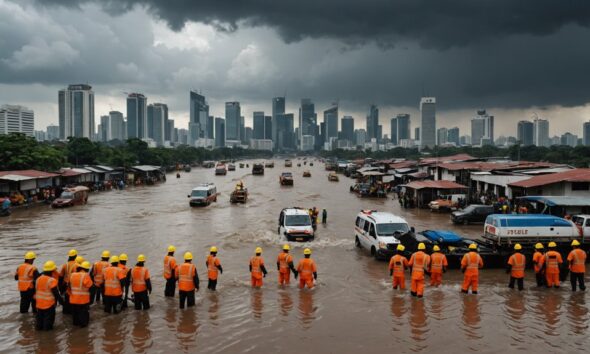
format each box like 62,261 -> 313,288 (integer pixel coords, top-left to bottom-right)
516,196 -> 590,207
402,180 -> 467,190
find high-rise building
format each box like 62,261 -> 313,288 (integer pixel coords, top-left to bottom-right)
190,91 -> 209,139
276,113 -> 295,150
253,111 -> 265,139
225,102 -> 240,142
148,103 -> 167,146
560,132 -> 578,147
108,111 -> 125,141
46,124 -> 59,141
420,97 -> 436,148
215,117 -> 225,148
0,105 -> 34,136
447,127 -> 460,146
390,117 -> 398,145
437,127 -> 448,145
583,121 -> 590,146
264,116 -> 272,140
533,117 -> 550,147
99,115 -> 109,142
354,129 -> 367,146
391,114 -> 411,145
34,130 -> 45,141
127,93 -> 147,139
341,116 -> 355,143
58,84 -> 94,139
168,120 -> 176,143
240,116 -> 246,144
471,109 -> 494,146
517,120 -> 534,146
271,97 -> 285,147
366,105 -> 379,142
460,135 -> 471,145
324,105 -> 338,139
6,107 -> 31,136
207,116 -> 214,141
178,128 -> 188,145
299,99 -> 316,149
415,127 -> 420,141
245,127 -> 253,144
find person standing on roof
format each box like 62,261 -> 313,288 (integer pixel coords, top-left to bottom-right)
250,247 -> 267,288
131,254 -> 151,310
15,251 -> 39,313
175,252 -> 199,309
389,245 -> 408,290
461,244 -> 483,294
532,243 -> 545,287
296,248 -> 317,289
35,261 -> 63,330
507,244 -> 526,291
277,244 -> 297,286
408,243 -> 430,298
429,245 -> 448,287
91,250 -> 111,304
206,247 -> 223,291
539,242 -> 563,288
567,240 -> 586,292
164,245 -> 178,297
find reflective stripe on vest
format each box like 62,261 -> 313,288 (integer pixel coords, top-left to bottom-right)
546,253 -> 559,269
431,254 -> 443,270
164,256 -> 174,277
279,254 -> 290,270
93,261 -> 108,284
179,264 -> 195,282
251,257 -> 261,273
70,273 -> 90,296
35,277 -> 55,301
207,256 -> 218,273
572,250 -> 585,266
133,268 -> 146,286
511,254 -> 525,272
104,267 -> 122,289
412,253 -> 427,273
467,253 -> 480,269
18,264 -> 34,289
392,256 -> 404,275
300,260 -> 314,275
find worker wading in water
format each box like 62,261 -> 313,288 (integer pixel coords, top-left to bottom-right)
295,248 -> 317,289
206,247 -> 223,291
250,247 -> 268,288
175,252 -> 199,309
507,244 -> 526,291
389,245 -> 408,290
408,243 -> 430,298
277,244 -> 297,285
461,244 -> 483,294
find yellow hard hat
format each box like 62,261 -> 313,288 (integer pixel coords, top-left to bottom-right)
418,243 -> 426,250
469,243 -> 477,250
80,261 -> 91,270
304,248 -> 312,255
210,246 -> 218,253
548,242 -> 557,248
255,247 -> 262,254
119,253 -> 128,261
535,243 -> 544,250
572,240 -> 581,247
137,254 -> 146,262
397,244 -> 405,252
167,245 -> 176,253
43,260 -> 57,272
68,249 -> 78,257
433,245 -> 441,252
514,243 -> 522,250
184,252 -> 193,260
283,244 -> 290,251
75,256 -> 84,264
109,255 -> 119,263
25,251 -> 36,260
101,250 -> 111,258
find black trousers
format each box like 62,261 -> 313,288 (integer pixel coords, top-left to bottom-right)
179,290 -> 195,309
571,272 -> 586,291
20,289 -> 35,313
62,293 -> 71,314
103,295 -> 122,314
134,291 -> 150,310
509,277 -> 524,291
535,272 -> 545,287
165,277 -> 176,297
208,279 -> 217,291
90,285 -> 102,304
71,304 -> 90,327
36,306 -> 56,331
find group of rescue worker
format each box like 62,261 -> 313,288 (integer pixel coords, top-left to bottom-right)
387,239 -> 587,297
16,244 -> 318,331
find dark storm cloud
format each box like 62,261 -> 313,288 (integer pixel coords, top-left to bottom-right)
38,0 -> 590,48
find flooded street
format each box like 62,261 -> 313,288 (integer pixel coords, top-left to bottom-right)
1,160 -> 589,353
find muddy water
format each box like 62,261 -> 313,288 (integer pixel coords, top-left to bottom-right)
1,160 -> 588,353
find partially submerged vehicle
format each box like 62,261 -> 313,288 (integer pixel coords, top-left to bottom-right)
285,159 -> 292,167
230,183 -> 248,204
227,164 -> 236,171
215,163 -> 227,175
303,171 -> 311,177
417,230 -> 501,268
265,161 -> 275,168
51,186 -> 89,208
278,207 -> 315,241
328,172 -> 339,182
280,172 -> 294,186
429,194 -> 465,212
354,210 -> 411,260
239,163 -> 245,168
252,163 -> 264,175
184,165 -> 192,172
451,204 -> 495,225
188,183 -> 217,207
202,161 -> 215,168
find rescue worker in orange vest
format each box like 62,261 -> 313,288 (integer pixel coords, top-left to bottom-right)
175,252 -> 199,309
59,249 -> 78,314
118,253 -> 131,308
532,243 -> 545,287
539,242 -> 563,288
249,247 -> 268,288
507,243 -> 526,291
69,261 -> 93,327
35,261 -> 63,331
408,243 -> 430,297
461,243 -> 484,294
389,245 -> 408,290
15,251 -> 39,313
206,247 -> 223,291
567,240 -> 587,291
295,248 -> 317,289
90,250 -> 110,304
131,254 -> 151,310
101,256 -> 126,314
164,245 -> 178,297
429,245 -> 448,287
277,244 -> 297,286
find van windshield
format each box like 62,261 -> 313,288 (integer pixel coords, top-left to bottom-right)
60,192 -> 74,199
285,215 -> 311,227
191,190 -> 207,198
376,223 -> 410,236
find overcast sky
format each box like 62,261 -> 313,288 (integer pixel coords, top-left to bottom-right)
1,0 -> 590,138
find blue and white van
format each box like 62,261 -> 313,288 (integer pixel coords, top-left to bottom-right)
483,214 -> 580,247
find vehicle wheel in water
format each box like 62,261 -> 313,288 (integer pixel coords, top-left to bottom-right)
355,237 -> 361,248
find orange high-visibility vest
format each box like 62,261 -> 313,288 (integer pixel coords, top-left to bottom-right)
462,252 -> 483,276
103,266 -> 124,296
69,272 -> 92,304
297,258 -> 317,280
163,256 -> 176,279
206,255 -> 221,280
409,251 -> 430,279
16,263 -> 36,291
250,256 -> 264,280
389,255 -> 407,277
92,261 -> 109,286
430,253 -> 447,273
177,263 -> 196,291
60,260 -> 77,284
544,251 -> 562,274
533,252 -> 544,273
568,249 -> 586,273
277,253 -> 293,274
508,253 -> 526,278
35,275 -> 57,310
131,266 -> 150,292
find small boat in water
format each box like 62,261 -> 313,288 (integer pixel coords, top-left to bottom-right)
328,172 -> 339,182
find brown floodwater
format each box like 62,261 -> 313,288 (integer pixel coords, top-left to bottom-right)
1,160 -> 588,353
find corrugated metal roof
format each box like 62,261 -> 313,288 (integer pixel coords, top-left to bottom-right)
0,174 -> 36,181
402,180 -> 467,190
418,154 -> 477,166
437,161 -> 555,172
509,168 -> 590,188
0,169 -> 59,179
133,165 -> 161,172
